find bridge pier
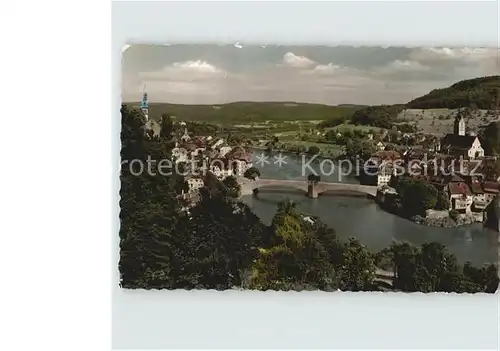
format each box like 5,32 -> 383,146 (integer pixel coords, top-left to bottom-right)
307,181 -> 318,199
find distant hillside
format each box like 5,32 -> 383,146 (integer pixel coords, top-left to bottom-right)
124,101 -> 362,124
406,75 -> 500,110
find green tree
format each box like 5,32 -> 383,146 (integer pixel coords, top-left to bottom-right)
222,175 -> 241,198
387,241 -> 497,293
338,238 -> 376,291
173,194 -> 266,289
397,178 -> 438,216
119,105 -> 185,289
251,200 -> 340,290
244,166 -> 261,180
481,121 -> 499,155
308,146 -> 320,155
160,114 -> 174,139
462,262 -> 499,293
251,201 -> 376,291
345,139 -> 376,160
435,191 -> 451,211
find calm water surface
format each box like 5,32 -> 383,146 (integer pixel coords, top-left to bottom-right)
241,152 -> 499,265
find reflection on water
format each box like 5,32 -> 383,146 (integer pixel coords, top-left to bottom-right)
245,152 -> 499,266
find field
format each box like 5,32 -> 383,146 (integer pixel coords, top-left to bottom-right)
396,108 -> 500,135
326,123 -> 383,134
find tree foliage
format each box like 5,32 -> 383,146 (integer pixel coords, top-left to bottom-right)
407,76 -> 500,109
394,177 -> 439,216
119,105 -> 498,293
388,242 -> 499,293
345,138 -> 377,160
351,105 -> 405,128
132,101 -> 361,124
244,166 -> 261,180
480,121 -> 500,155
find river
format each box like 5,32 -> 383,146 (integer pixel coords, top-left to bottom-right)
240,152 -> 499,265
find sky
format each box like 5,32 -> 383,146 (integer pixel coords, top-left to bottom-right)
122,44 -> 499,106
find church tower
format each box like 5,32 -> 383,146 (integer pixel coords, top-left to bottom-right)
454,114 -> 465,136
140,86 -> 149,121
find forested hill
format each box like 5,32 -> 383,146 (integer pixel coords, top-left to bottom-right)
406,75 -> 500,110
126,101 -> 364,124
124,76 -> 499,124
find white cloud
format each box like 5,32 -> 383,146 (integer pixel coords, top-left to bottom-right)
170,60 -> 222,74
282,52 -> 316,68
380,60 -> 431,72
138,60 -> 226,82
410,47 -> 498,62
311,63 -> 341,73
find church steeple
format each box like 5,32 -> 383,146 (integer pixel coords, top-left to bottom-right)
181,127 -> 191,142
454,114 -> 465,136
140,85 -> 149,121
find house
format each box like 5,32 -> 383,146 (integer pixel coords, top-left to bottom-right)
483,158 -> 500,181
421,136 -> 441,152
142,119 -> 161,140
191,147 -> 206,157
483,181 -> 500,203
210,158 -> 234,179
375,141 -> 385,151
172,147 -> 189,164
364,151 -> 401,187
441,115 -> 484,159
470,183 -> 488,212
442,134 -> 485,159
219,146 -> 233,158
227,149 -> 253,176
427,175 -> 450,192
173,143 -> 198,164
447,182 -> 473,213
377,161 -> 396,188
209,138 -> 225,150
186,176 -> 204,193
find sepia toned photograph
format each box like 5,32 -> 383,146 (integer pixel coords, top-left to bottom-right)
119,43 -> 499,293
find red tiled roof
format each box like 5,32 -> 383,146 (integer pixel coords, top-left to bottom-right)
179,143 -> 197,151
483,181 -> 500,193
447,174 -> 465,183
374,150 -> 401,161
448,182 -> 472,195
227,150 -> 252,163
470,183 -> 484,194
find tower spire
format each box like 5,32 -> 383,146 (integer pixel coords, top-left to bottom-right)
140,84 -> 149,121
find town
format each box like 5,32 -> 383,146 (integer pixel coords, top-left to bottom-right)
365,112 -> 499,229
138,88 -> 500,231
140,91 -> 255,204
119,43 -> 500,294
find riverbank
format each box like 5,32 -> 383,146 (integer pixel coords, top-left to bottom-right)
252,145 -> 344,159
410,213 -> 481,228
240,152 -> 497,265
241,191 -> 498,266
376,192 -> 485,229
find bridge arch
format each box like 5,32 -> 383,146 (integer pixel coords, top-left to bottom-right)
240,178 -> 378,198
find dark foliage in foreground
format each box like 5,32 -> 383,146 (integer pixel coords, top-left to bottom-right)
119,105 -> 499,292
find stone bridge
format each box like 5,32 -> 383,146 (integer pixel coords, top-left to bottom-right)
239,178 -> 378,199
